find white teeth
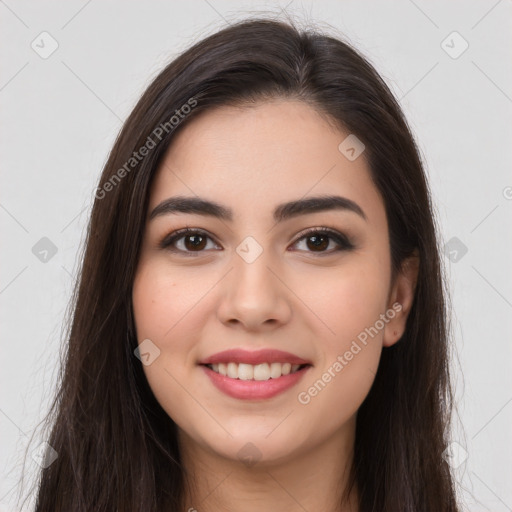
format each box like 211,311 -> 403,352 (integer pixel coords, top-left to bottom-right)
208,361 -> 305,379
238,363 -> 254,380
270,362 -> 282,379
227,362 -> 238,379
253,363 -> 270,381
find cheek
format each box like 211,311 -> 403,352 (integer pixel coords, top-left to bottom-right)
131,262 -> 209,425
297,257 -> 390,352
132,260 -> 207,345
291,256 -> 389,411
294,266 -> 387,429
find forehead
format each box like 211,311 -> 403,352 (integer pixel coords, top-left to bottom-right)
149,100 -> 386,229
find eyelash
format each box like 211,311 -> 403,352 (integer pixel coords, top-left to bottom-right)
159,226 -> 355,256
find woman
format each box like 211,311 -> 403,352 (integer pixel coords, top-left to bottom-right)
29,17 -> 460,511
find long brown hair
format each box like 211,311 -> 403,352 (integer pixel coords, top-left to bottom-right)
24,16 -> 459,511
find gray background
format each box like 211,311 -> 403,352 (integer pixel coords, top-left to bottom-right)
1,1 -> 511,510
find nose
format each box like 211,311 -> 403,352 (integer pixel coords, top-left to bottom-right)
216,248 -> 292,332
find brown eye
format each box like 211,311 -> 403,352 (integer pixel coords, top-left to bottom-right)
182,233 -> 207,251
160,228 -> 219,255
304,233 -> 330,252
292,228 -> 354,255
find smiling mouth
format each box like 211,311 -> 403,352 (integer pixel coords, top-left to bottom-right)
202,362 -> 311,380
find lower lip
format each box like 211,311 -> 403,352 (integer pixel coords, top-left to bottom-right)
201,364 -> 311,400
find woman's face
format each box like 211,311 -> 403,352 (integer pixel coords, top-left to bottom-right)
132,99 -> 417,466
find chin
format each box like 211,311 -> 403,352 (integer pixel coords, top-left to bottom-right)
206,429 -> 308,467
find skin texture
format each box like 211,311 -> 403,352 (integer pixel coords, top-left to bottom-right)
132,100 -> 419,512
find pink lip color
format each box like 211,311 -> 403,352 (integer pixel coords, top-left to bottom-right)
199,348 -> 311,366
201,364 -> 311,400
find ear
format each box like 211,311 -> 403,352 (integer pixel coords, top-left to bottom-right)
383,249 -> 420,348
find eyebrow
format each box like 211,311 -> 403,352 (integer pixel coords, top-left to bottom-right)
149,194 -> 367,223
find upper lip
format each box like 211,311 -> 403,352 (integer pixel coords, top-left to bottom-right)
199,348 -> 312,366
